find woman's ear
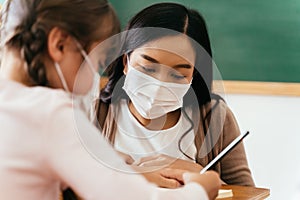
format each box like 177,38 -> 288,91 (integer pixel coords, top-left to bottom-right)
47,27 -> 69,62
122,54 -> 128,75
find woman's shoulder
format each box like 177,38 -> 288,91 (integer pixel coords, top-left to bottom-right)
209,95 -> 240,138
211,97 -> 227,111
201,95 -> 228,116
188,94 -> 237,129
210,96 -> 237,123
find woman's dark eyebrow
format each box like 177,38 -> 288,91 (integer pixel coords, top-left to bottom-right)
141,54 -> 159,63
141,54 -> 192,69
173,64 -> 192,69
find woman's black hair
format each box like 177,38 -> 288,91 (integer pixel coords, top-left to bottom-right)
100,2 -> 213,107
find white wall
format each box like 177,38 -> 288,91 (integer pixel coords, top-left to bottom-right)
226,94 -> 300,200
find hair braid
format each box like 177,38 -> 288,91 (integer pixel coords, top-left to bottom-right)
21,23 -> 48,86
4,0 -> 48,85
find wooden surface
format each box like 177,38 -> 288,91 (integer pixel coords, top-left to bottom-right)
214,80 -> 300,96
219,185 -> 270,200
60,185 -> 270,200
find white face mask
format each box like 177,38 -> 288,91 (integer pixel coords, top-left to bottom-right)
122,62 -> 191,119
54,44 -> 100,121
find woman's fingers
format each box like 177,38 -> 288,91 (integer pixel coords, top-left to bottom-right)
159,176 -> 182,189
183,171 -> 221,200
160,168 -> 187,183
141,169 -> 183,189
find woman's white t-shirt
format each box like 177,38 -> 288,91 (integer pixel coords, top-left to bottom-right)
114,99 -> 197,161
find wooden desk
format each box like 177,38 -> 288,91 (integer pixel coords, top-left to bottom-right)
60,185 -> 270,200
219,185 -> 270,200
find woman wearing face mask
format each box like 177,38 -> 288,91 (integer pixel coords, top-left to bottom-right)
0,0 -> 221,200
97,2 -> 254,188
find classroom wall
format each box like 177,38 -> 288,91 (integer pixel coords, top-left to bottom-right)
226,93 -> 300,200
109,0 -> 300,83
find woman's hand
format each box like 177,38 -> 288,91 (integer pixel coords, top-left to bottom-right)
141,168 -> 184,188
183,171 -> 221,200
116,150 -> 134,164
143,168 -> 221,200
133,154 -> 203,172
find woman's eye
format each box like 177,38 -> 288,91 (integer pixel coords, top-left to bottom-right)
171,73 -> 185,80
141,66 -> 156,73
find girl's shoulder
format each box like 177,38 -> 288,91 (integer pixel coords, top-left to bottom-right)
0,80 -> 72,113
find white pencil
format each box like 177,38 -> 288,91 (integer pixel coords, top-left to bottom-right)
200,131 -> 250,174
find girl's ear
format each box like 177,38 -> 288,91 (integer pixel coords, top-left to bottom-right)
122,54 -> 128,75
47,27 -> 69,62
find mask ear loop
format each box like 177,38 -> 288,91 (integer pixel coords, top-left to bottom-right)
126,55 -> 133,72
73,39 -> 101,122
54,62 -> 70,93
73,39 -> 100,93
74,40 -> 97,74
53,39 -> 96,94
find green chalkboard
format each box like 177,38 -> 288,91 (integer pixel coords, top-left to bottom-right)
109,0 -> 300,83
